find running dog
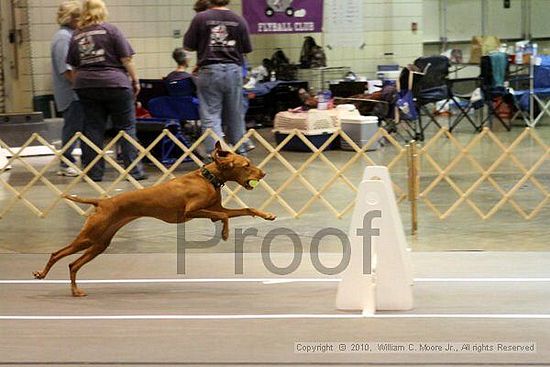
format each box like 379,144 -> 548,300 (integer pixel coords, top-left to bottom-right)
33,142 -> 276,296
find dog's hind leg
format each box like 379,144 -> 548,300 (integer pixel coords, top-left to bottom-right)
68,244 -> 106,297
67,217 -> 136,296
33,236 -> 93,280
32,212 -> 108,280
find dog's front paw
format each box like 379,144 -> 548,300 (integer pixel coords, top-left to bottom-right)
33,271 -> 45,279
222,226 -> 229,241
262,212 -> 277,221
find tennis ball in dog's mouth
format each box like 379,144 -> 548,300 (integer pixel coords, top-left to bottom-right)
248,180 -> 259,188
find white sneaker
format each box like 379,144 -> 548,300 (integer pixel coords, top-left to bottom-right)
56,166 -> 79,177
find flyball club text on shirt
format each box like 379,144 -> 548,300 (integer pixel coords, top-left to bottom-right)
257,21 -> 315,32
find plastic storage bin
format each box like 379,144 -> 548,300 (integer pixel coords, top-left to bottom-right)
340,116 -> 380,151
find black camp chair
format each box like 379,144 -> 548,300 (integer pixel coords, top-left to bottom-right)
478,53 -> 511,131
397,55 -> 450,141
447,76 -> 483,133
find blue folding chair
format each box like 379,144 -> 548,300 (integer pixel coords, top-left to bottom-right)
149,95 -> 200,121
512,55 -> 550,127
139,96 -> 201,165
135,118 -> 191,165
165,77 -> 196,97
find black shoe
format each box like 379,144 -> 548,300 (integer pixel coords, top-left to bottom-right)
130,173 -> 148,181
90,176 -> 103,182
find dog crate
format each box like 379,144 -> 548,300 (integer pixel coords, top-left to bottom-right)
273,128 -> 339,151
273,109 -> 340,151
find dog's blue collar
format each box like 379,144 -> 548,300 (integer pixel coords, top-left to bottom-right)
200,166 -> 224,189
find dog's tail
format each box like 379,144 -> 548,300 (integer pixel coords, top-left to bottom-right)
63,194 -> 100,206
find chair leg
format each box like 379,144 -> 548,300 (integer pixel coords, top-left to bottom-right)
448,97 -> 479,133
415,110 -> 425,141
532,96 -> 550,127
398,119 -> 417,141
480,98 -> 511,131
417,104 -> 442,140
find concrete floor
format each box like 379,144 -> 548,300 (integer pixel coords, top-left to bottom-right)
1,252 -> 550,365
1,117 -> 550,365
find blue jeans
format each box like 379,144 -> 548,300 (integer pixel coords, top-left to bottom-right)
60,100 -> 84,167
76,88 -> 144,180
241,93 -> 249,126
196,63 -> 245,153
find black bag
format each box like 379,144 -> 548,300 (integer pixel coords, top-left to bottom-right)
269,49 -> 298,81
271,49 -> 289,69
299,36 -> 327,68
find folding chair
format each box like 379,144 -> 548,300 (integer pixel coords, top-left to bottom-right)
149,95 -> 202,140
136,118 -> 193,165
137,79 -> 168,110
141,96 -> 201,165
397,55 -> 450,141
447,77 -> 483,133
165,77 -> 196,97
478,53 -> 511,131
511,55 -> 550,127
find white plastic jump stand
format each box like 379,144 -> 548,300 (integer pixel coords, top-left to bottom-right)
336,166 -> 413,313
361,166 -> 414,286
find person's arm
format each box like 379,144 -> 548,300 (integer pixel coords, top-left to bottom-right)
54,35 -> 75,82
240,19 -> 253,55
184,18 -> 200,73
183,16 -> 199,52
109,24 -> 140,97
121,56 -> 140,97
63,70 -> 75,84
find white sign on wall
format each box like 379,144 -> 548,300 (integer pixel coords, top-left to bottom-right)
324,0 -> 364,48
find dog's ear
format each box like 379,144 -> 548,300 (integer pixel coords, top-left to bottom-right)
211,149 -> 221,165
212,143 -> 234,169
213,141 -> 231,157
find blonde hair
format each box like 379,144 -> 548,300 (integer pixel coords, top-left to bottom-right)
56,1 -> 81,26
79,0 -> 108,28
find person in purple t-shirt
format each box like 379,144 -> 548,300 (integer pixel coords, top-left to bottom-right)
66,0 -> 146,182
184,0 -> 253,154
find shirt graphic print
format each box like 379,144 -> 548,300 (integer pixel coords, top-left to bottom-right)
75,30 -> 107,66
209,22 -> 237,48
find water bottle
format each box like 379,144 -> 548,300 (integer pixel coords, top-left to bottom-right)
516,49 -> 523,65
317,90 -> 331,110
317,91 -> 326,110
323,90 -> 332,105
270,71 -> 276,82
